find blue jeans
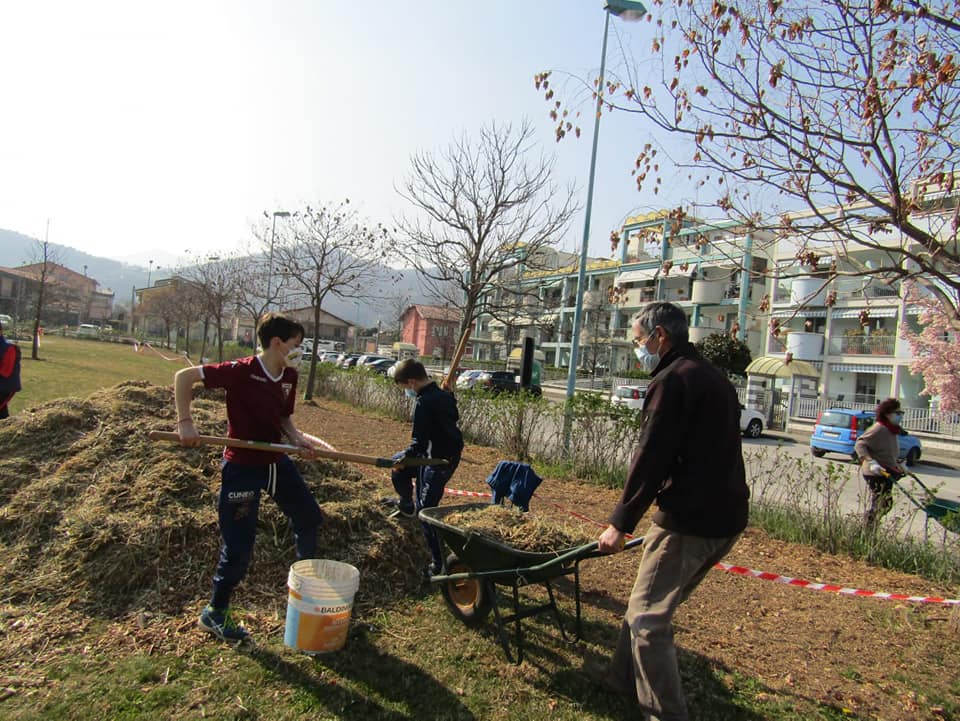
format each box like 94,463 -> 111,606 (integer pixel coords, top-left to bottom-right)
211,456 -> 323,608
392,458 -> 460,571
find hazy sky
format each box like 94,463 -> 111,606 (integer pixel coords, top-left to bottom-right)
0,1 -> 694,269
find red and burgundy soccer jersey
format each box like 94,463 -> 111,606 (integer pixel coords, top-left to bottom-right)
201,355 -> 298,465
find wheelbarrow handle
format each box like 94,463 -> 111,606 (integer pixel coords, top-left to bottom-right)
430,537 -> 644,584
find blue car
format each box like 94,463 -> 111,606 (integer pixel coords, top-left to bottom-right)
810,408 -> 922,466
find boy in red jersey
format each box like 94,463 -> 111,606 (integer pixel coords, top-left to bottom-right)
174,313 -> 323,644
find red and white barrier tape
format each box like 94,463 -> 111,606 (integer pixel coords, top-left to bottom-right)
442,485 -> 960,607
715,563 -> 959,605
444,487 -> 492,499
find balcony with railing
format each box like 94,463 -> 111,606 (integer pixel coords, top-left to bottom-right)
828,334 -> 895,356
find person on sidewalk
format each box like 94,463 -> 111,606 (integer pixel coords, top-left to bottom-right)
855,397 -> 906,530
591,302 -> 749,721
0,317 -> 22,420
389,359 -> 463,580
174,313 -> 324,644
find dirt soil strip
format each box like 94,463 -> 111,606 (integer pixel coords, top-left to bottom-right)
296,396 -> 960,720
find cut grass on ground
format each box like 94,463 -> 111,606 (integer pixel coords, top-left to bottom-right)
9,336 -> 188,414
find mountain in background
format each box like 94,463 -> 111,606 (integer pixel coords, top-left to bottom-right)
0,227 -> 442,327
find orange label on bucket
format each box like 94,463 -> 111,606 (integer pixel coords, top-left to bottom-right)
295,610 -> 350,652
285,589 -> 354,653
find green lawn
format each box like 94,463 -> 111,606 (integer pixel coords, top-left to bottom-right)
9,336 -> 188,413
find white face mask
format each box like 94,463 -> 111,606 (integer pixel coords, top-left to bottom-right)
404,387 -> 417,399
284,348 -> 304,367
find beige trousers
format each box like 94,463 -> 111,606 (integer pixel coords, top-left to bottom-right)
608,523 -> 741,721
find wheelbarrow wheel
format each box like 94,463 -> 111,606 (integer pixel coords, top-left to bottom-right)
440,553 -> 494,627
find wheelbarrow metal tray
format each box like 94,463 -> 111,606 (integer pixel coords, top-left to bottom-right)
419,503 -> 597,583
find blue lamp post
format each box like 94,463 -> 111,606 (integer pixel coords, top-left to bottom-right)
563,0 -> 647,447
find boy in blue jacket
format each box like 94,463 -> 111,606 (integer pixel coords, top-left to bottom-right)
390,359 -> 463,579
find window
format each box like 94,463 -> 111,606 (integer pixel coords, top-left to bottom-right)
855,374 -> 876,403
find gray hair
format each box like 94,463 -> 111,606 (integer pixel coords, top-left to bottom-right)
631,302 -> 689,344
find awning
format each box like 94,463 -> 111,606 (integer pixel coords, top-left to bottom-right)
508,347 -> 545,361
745,356 -> 820,378
829,363 -> 893,374
831,307 -> 898,319
770,308 -> 827,318
615,267 -> 659,285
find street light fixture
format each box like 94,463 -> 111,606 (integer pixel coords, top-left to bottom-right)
564,0 -> 646,445
266,210 -> 291,311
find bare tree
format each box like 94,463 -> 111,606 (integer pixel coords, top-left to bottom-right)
140,284 -> 180,349
27,232 -> 64,360
541,0 -> 960,326
234,220 -> 287,325
387,290 -> 412,337
271,200 -> 393,399
179,254 -> 243,363
395,119 -> 578,387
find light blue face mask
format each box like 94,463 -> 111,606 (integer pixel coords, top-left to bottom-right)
633,333 -> 661,373
404,387 -> 417,399
892,412 -> 904,425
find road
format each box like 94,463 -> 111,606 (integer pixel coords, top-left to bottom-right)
540,381 -> 959,536
739,434 -> 959,531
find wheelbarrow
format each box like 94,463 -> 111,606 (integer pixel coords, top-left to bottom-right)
896,471 -> 960,534
419,503 -> 644,664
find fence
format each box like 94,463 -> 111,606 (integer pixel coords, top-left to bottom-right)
790,397 -> 960,438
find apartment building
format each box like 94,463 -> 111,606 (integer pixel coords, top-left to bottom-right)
471,211 -> 773,374
470,202 -> 955,414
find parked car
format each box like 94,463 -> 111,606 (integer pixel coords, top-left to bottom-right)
456,369 -> 487,389
476,370 -> 542,397
610,384 -> 647,409
337,353 -> 362,368
809,408 -> 922,465
357,354 -> 392,367
76,324 -> 101,339
366,358 -> 397,375
739,405 -> 765,439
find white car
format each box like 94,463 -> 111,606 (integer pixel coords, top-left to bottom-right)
456,370 -> 487,389
739,405 -> 765,438
612,385 -> 765,438
610,385 -> 647,409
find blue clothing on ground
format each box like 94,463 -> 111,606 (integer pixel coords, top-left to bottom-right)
485,460 -> 543,511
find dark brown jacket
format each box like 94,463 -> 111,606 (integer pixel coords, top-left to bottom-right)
609,342 -> 749,538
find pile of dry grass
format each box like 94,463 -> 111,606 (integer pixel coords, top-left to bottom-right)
443,504 -> 595,553
0,381 -> 426,618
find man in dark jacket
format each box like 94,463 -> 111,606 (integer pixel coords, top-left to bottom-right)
592,302 -> 749,721
390,359 -> 464,579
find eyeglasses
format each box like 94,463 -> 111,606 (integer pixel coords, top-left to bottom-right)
632,333 -> 650,348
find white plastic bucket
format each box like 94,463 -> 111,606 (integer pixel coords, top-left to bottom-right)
283,559 -> 360,654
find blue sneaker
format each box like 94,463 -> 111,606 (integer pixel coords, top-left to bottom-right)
198,605 -> 250,643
